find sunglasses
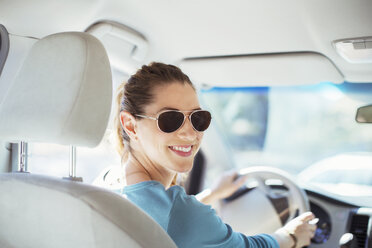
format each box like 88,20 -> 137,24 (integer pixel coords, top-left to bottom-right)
136,109 -> 212,133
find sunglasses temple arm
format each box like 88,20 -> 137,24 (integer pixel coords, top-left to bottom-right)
135,114 -> 157,120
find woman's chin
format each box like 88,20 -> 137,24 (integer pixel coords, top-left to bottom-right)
167,150 -> 196,173
172,162 -> 193,173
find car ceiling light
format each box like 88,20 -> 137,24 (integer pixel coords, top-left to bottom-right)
334,37 -> 372,63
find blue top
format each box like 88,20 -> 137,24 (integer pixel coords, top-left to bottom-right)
123,181 -> 279,248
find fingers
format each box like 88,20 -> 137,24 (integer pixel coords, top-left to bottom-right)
305,214 -> 318,232
227,170 -> 238,177
299,211 -> 316,221
306,217 -> 318,239
234,174 -> 248,187
308,218 -> 319,225
308,222 -> 318,235
300,224 -> 316,246
309,223 -> 317,232
308,223 -> 317,237
280,212 -> 318,248
222,170 -> 238,183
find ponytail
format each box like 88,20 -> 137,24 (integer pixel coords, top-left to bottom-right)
114,82 -> 129,162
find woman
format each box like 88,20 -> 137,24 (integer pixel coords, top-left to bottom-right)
115,62 -> 316,247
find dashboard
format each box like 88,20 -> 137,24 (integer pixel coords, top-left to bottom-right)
307,190 -> 371,248
219,184 -> 371,248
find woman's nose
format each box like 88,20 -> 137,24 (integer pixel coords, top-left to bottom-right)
177,117 -> 197,140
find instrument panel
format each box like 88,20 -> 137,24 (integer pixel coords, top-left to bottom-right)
307,191 -> 372,248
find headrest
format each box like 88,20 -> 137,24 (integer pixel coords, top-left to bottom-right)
0,32 -> 112,147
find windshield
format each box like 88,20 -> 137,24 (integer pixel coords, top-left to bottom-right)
200,82 -> 372,200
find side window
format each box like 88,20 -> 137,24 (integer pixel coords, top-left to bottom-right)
0,24 -> 10,76
201,87 -> 269,151
28,134 -> 120,183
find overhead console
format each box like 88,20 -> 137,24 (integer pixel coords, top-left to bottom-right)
179,52 -> 344,87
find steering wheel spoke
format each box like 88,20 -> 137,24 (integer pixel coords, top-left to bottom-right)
255,177 -> 277,199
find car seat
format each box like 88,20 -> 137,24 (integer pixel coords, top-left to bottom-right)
0,31 -> 176,248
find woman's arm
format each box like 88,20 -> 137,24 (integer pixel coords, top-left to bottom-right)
196,171 -> 248,205
195,171 -> 317,248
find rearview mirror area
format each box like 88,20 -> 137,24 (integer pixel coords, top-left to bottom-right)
356,104 -> 372,123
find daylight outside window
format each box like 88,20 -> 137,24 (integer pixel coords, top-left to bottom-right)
200,82 -> 372,200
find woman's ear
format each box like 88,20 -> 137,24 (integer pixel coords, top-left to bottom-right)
120,111 -> 137,140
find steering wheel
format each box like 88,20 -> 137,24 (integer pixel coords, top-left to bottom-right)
218,166 -> 310,235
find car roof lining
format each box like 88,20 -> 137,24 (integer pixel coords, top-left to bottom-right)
1,0 -> 371,85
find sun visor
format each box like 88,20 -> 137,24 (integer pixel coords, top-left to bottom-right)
179,52 -> 344,87
87,22 -> 148,75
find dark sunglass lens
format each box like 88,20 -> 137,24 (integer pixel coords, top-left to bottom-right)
158,111 -> 185,133
191,111 -> 211,132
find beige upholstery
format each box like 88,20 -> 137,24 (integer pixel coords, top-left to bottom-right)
0,32 -> 112,147
0,173 -> 176,248
0,32 -> 176,248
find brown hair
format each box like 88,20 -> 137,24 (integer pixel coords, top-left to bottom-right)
115,62 -> 194,164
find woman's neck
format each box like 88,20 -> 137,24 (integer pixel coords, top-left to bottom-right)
124,152 -> 176,189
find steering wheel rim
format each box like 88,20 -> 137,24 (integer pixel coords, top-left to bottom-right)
218,166 -> 310,235
240,166 -> 310,220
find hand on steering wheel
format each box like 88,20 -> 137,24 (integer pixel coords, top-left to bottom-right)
218,166 -> 310,235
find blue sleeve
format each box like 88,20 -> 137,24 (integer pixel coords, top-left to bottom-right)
167,187 -> 279,248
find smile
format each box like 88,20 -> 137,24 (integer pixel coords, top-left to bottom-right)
169,145 -> 193,157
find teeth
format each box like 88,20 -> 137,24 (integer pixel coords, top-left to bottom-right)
171,146 -> 192,152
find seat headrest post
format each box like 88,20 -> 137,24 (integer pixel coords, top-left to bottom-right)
17,141 -> 28,172
69,146 -> 77,178
64,145 -> 83,182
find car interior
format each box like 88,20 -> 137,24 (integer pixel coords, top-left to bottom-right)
0,1 -> 372,248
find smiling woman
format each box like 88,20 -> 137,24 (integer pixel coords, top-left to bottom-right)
115,62 -> 202,179
1,0 -> 372,247
114,62 -> 317,248
116,63 -> 205,185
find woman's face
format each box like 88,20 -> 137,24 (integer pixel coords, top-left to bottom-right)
135,82 -> 203,173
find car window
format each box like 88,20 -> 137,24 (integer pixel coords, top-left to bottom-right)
27,133 -> 120,183
200,82 -> 372,197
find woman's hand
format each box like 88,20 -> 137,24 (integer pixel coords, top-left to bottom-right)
273,212 -> 317,248
196,170 -> 247,205
210,170 -> 248,200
